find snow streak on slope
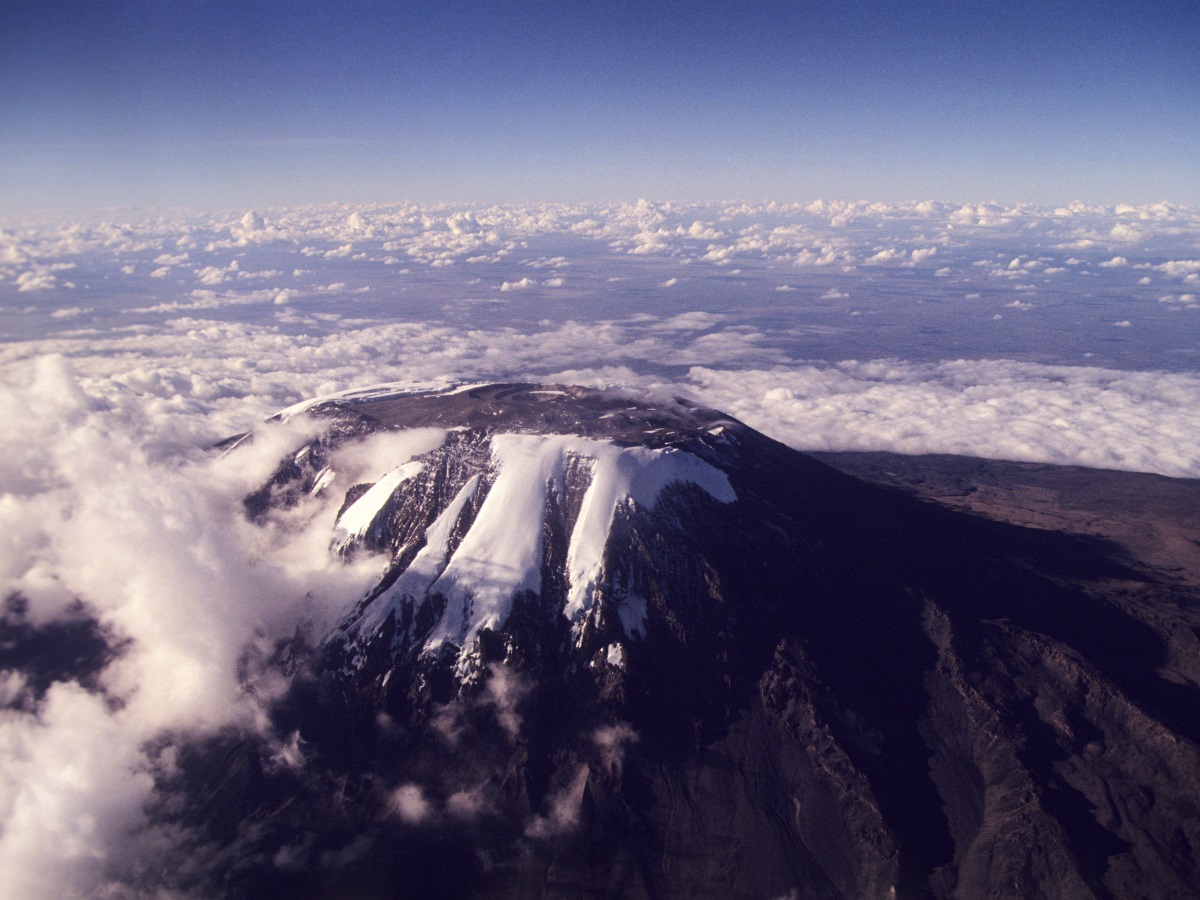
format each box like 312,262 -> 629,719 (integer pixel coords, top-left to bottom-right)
332,461 -> 423,550
342,431 -> 736,664
423,434 -> 572,653
561,439 -> 736,626
354,474 -> 484,637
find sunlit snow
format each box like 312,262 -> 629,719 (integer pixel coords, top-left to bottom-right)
332,461 -> 423,550
324,432 -> 739,657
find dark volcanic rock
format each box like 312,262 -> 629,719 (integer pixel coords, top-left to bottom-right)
163,383 -> 1200,899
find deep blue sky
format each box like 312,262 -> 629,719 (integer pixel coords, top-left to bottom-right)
2,0 -> 1198,212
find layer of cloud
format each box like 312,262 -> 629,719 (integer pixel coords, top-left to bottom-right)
680,361 -> 1200,477
5,199 -> 1198,292
3,310 -> 1197,479
0,356 -> 383,897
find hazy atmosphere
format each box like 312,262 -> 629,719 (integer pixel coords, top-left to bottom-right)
3,0 -> 1198,210
1,1 -> 1199,897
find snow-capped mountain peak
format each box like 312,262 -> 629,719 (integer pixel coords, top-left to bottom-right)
249,383 -> 740,679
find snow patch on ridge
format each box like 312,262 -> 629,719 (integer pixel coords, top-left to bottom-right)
606,644 -> 626,669
333,461 -> 423,549
355,474 -> 483,638
309,466 -> 335,496
563,443 -> 736,627
616,594 -> 648,639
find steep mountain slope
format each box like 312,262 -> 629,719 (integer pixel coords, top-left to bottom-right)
169,383 -> 1200,899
